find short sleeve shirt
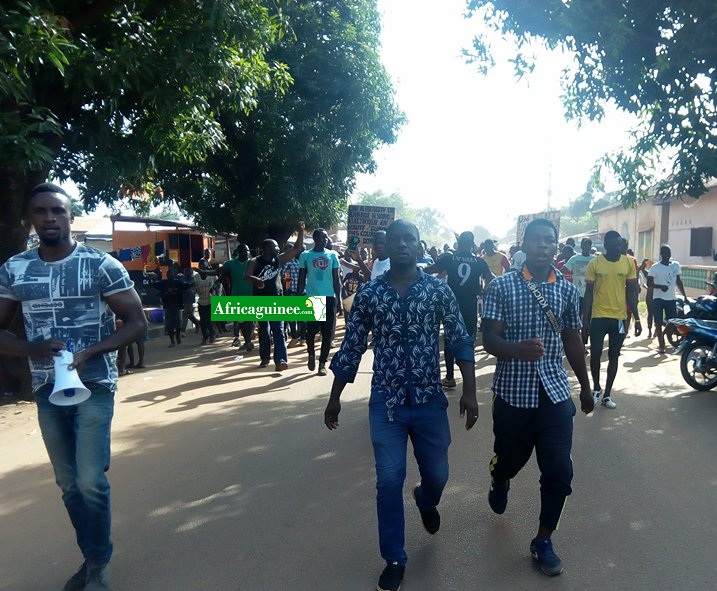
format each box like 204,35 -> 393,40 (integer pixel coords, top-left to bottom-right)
648,260 -> 682,300
222,258 -> 252,296
0,243 -> 134,392
300,249 -> 340,296
434,252 -> 490,305
564,254 -> 596,297
585,255 -> 636,319
483,267 -> 581,408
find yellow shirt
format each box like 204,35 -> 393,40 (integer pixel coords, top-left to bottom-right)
482,252 -> 509,277
585,255 -> 636,319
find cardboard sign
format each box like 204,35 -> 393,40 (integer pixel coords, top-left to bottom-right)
516,210 -> 561,244
347,205 -> 396,249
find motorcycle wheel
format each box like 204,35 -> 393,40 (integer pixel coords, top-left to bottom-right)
665,324 -> 682,348
680,342 -> 717,391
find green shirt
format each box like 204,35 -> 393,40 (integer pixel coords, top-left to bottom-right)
222,258 -> 252,296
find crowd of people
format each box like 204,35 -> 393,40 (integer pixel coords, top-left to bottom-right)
1,182 -> 692,591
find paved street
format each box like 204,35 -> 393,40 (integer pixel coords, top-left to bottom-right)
1,324 -> 717,591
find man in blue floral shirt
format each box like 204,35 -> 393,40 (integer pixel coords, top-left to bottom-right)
325,220 -> 478,591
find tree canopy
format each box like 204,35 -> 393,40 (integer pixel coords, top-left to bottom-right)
1,0 -> 289,262
466,0 -> 717,206
1,0 -> 401,261
169,0 -> 404,245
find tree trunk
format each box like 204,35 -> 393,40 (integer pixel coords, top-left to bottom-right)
0,168 -> 48,399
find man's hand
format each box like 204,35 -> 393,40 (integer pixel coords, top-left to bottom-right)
324,398 -> 341,430
28,339 -> 66,361
634,320 -> 642,337
516,338 -> 545,361
579,384 -> 594,415
297,221 -> 305,231
459,392 -> 479,430
68,348 -> 92,374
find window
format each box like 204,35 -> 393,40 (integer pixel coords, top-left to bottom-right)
638,229 -> 653,261
690,227 -> 713,257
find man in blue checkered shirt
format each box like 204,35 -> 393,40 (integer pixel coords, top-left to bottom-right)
482,218 -> 592,578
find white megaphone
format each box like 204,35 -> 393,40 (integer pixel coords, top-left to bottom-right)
49,350 -> 91,406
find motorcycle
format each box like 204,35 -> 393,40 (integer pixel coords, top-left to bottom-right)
665,292 -> 717,348
669,317 -> 717,391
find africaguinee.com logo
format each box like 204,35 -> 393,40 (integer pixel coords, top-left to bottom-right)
211,296 -> 327,321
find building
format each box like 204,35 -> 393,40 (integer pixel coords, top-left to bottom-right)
593,183 -> 717,295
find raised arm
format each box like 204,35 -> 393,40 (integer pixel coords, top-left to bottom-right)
278,222 -> 305,264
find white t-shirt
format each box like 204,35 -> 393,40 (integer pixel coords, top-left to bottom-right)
648,260 -> 681,300
371,257 -> 391,280
510,250 -> 526,270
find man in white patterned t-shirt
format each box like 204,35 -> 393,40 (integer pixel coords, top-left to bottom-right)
0,183 -> 146,590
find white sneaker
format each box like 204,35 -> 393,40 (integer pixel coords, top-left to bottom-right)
592,389 -> 602,405
601,396 -> 617,409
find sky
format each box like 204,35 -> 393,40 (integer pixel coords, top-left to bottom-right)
352,0 -> 638,238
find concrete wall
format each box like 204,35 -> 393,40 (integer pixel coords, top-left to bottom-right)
667,187 -> 717,266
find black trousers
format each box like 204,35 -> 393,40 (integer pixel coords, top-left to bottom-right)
489,384 -> 576,531
306,297 -> 336,363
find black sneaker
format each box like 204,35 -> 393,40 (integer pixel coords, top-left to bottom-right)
84,562 -> 110,590
259,359 -> 270,368
530,537 -> 563,576
317,362 -> 327,376
63,562 -> 87,591
488,479 -> 510,514
307,353 -> 316,372
377,561 -> 405,591
412,485 -> 440,534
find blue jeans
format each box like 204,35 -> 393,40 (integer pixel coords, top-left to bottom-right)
258,321 -> 287,363
369,392 -> 451,564
36,382 -> 115,564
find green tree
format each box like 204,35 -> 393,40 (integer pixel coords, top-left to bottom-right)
171,0 -> 404,247
1,1 -> 289,264
467,1 -> 717,206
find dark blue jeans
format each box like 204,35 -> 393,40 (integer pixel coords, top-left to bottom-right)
36,382 -> 115,564
258,320 -> 287,363
369,392 -> 451,564
490,386 -> 575,531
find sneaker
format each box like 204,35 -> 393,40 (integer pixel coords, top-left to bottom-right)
275,361 -> 288,372
592,388 -> 601,406
209,335 -> 215,344
413,485 -> 440,534
317,363 -> 327,376
176,336 -> 182,345
84,562 -> 110,590
232,338 -> 241,347
63,562 -> 87,591
259,360 -> 270,368
488,479 -> 510,514
168,342 -> 175,348
307,353 -> 316,372
530,538 -> 563,576
602,396 -> 617,409
201,338 -> 207,345
377,561 -> 405,591
442,377 -> 456,388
